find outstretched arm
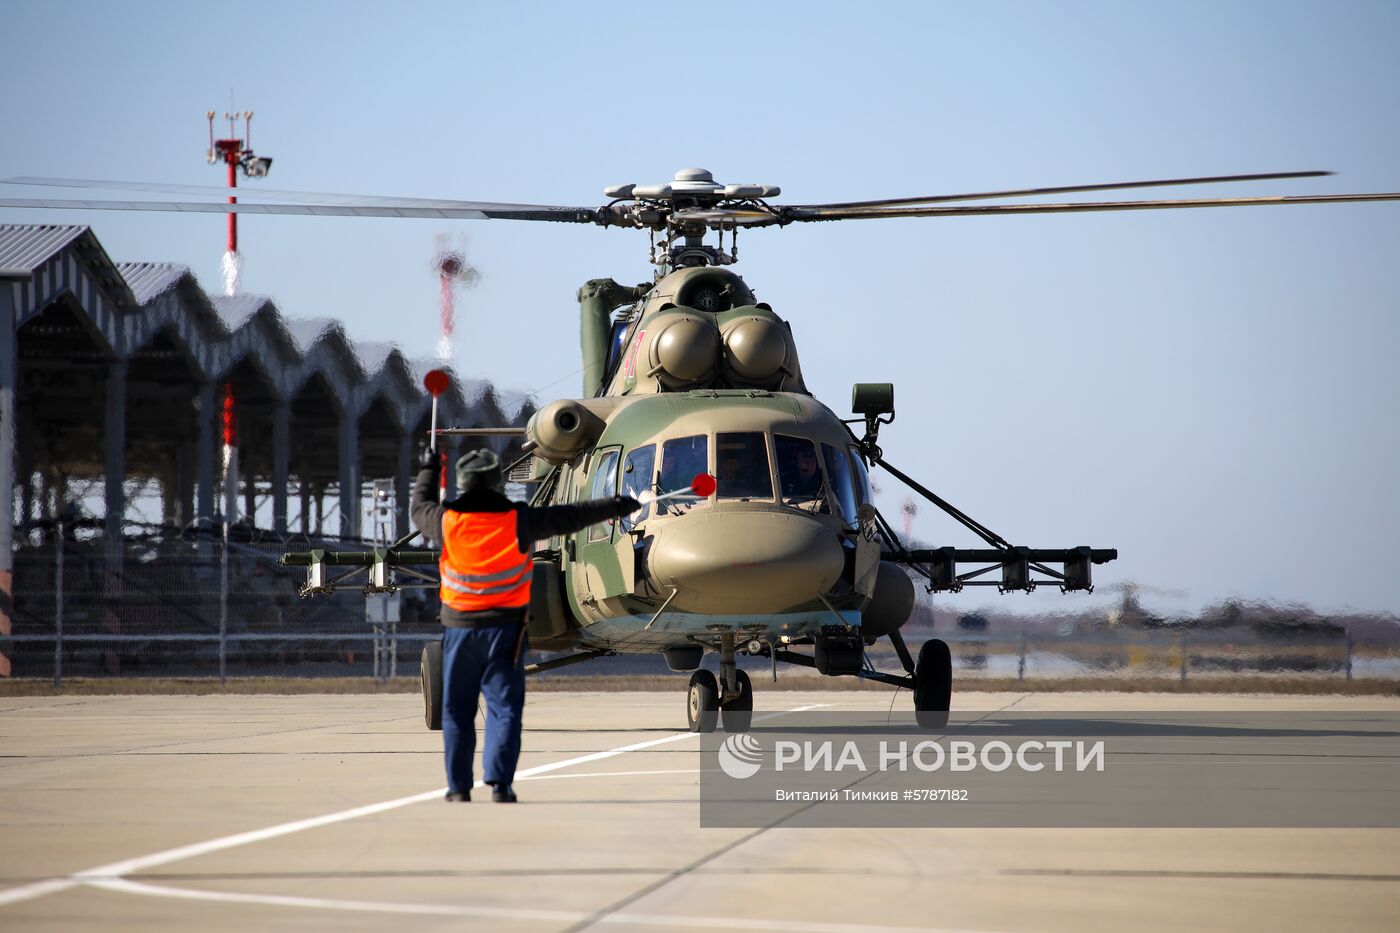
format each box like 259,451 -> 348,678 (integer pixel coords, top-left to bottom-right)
518,496 -> 639,545
410,457 -> 444,545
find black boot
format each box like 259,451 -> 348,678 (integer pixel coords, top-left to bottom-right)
445,790 -> 471,802
491,784 -> 517,803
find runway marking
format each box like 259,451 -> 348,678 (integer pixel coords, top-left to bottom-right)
0,879 -> 76,907
87,876 -> 985,933
0,703 -> 829,910
1003,868 -> 1400,882
518,767 -> 706,781
566,699 -> 1028,933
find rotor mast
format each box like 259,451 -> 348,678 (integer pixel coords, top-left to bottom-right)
602,168 -> 781,271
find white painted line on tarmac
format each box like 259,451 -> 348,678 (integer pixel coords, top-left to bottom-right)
0,703 -> 831,909
87,876 -> 986,933
86,877 -> 584,924
518,767 -> 705,781
0,879 -> 79,908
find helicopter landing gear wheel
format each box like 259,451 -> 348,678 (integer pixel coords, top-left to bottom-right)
720,669 -> 753,732
421,640 -> 443,732
687,669 -> 719,733
913,638 -> 952,730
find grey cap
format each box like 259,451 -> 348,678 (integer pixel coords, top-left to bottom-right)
455,448 -> 503,492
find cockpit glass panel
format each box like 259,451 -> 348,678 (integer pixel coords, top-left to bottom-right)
848,446 -> 872,506
620,444 -> 656,528
776,434 -> 828,512
822,443 -> 858,525
716,432 -> 774,500
659,435 -> 710,511
587,448 -> 620,541
605,320 -> 631,381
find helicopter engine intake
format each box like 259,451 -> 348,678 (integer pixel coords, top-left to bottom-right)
721,313 -> 792,387
647,309 -> 720,389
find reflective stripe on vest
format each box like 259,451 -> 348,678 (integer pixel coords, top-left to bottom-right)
438,509 -> 533,612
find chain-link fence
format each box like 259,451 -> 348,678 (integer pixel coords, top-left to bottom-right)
6,523 -> 441,684
5,524 -> 1396,687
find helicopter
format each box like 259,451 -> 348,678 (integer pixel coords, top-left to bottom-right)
5,166 -> 1398,731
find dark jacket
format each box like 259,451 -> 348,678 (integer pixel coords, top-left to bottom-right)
410,464 -> 634,627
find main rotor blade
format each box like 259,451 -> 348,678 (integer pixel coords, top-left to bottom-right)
0,197 -> 599,223
670,207 -> 780,226
785,191 -> 1400,221
0,175 -> 556,211
789,171 -> 1334,210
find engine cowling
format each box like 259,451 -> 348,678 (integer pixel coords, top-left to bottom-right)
719,306 -> 797,389
526,399 -> 606,464
645,308 -> 721,390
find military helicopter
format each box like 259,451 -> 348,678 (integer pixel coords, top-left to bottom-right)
5,167 -> 1398,731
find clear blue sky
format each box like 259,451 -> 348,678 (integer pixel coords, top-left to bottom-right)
4,0 -> 1398,616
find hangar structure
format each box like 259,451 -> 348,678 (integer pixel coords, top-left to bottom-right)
0,224 -> 530,677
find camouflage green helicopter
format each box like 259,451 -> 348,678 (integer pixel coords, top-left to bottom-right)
8,166 -> 1398,731
268,167 -> 1392,732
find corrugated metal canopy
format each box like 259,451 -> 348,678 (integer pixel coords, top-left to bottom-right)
0,224 -> 87,275
118,261 -> 187,304
211,293 -> 272,329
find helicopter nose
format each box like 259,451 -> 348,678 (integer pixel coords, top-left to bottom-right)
648,511 -> 844,614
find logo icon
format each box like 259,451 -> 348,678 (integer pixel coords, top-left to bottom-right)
717,734 -> 764,780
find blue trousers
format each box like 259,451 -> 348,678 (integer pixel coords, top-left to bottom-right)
441,623 -> 527,794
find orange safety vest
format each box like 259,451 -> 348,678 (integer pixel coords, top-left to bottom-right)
438,510 -> 533,612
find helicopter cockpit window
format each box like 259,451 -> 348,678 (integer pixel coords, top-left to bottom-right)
822,442 -> 858,526
605,319 -> 631,384
620,444 -> 656,528
848,446 -> 872,506
775,435 -> 828,512
716,433 -> 773,501
659,435 -> 709,512
587,448 -> 620,541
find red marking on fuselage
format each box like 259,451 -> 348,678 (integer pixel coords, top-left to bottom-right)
624,330 -> 646,379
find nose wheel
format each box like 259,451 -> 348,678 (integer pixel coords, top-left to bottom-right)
720,669 -> 753,732
687,670 -> 719,733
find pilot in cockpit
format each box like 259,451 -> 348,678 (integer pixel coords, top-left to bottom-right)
789,446 -> 822,497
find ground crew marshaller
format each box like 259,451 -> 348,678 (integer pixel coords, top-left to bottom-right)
412,448 -> 639,803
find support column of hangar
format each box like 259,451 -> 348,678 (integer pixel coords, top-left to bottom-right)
196,380 -> 216,530
0,287 -> 16,676
103,360 -> 126,572
272,399 -> 290,534
395,431 -> 412,538
338,408 -> 359,539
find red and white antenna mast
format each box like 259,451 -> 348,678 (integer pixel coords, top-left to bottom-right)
431,234 -> 480,363
206,109 -> 273,296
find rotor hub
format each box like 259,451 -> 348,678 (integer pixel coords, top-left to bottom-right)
603,168 -> 782,269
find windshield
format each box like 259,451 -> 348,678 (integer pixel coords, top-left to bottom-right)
659,435 -> 709,511
588,448 -> 620,541
716,432 -> 773,500
822,443 -> 858,525
620,444 -> 656,528
848,446 -> 872,506
776,434 -> 827,511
